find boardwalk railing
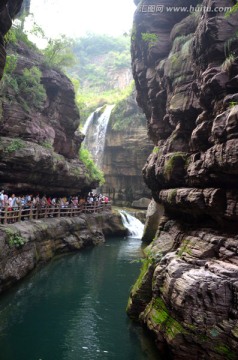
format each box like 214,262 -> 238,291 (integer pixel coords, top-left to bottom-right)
0,202 -> 112,225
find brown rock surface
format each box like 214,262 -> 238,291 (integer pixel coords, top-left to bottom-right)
128,0 -> 238,358
0,41 -> 96,194
0,211 -> 127,293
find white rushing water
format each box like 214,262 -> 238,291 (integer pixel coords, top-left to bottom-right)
82,104 -> 115,168
119,210 -> 144,239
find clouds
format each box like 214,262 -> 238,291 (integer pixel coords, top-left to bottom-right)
30,0 -> 136,37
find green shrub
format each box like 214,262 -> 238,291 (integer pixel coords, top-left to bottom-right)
229,101 -> 238,108
40,141 -> 53,150
43,36 -> 76,71
6,139 -> 25,153
6,228 -> 26,248
153,147 -> 160,154
79,146 -> 105,185
141,32 -> 159,47
17,66 -> 46,110
225,3 -> 238,17
5,23 -> 37,50
0,55 -> 19,95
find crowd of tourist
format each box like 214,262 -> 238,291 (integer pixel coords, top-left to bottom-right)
0,190 -> 109,211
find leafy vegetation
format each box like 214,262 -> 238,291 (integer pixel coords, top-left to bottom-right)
17,66 -> 47,110
43,36 -> 76,71
79,146 -> 105,185
225,3 -> 238,17
62,33 -> 132,125
69,34 -> 130,95
141,32 -> 159,47
4,19 -> 38,50
0,54 -> 19,94
108,82 -> 146,131
5,139 -> 25,153
0,53 -> 46,112
40,141 -> 53,150
6,228 -> 26,248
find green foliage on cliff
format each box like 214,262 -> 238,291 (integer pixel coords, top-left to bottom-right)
149,298 -> 187,340
214,344 -> 236,360
4,21 -> 38,50
141,32 -> 159,47
17,66 -> 47,110
6,228 -> 26,248
225,3 -> 238,17
69,33 -> 131,123
0,53 -> 46,112
72,34 -> 130,90
109,82 -> 146,131
0,54 -> 19,93
79,147 -> 105,185
43,36 -> 76,71
5,139 -> 25,153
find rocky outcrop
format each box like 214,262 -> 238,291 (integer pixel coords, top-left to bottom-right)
0,211 -> 127,293
102,90 -> 153,205
128,0 -> 238,358
0,0 -> 23,79
0,41 -> 97,195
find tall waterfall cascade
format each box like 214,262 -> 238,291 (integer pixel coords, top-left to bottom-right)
119,210 -> 144,239
82,104 -> 115,168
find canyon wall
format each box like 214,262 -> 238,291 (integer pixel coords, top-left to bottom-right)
102,91 -> 153,205
128,0 -> 238,358
0,40 -> 97,195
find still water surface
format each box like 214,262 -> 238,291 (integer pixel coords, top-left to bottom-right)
0,237 -> 161,360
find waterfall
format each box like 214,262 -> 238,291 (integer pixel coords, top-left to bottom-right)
82,104 -> 115,168
119,210 -> 144,239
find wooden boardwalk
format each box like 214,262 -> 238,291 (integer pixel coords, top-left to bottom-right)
0,202 -> 112,225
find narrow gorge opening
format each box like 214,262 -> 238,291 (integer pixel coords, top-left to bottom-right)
0,1 -> 238,360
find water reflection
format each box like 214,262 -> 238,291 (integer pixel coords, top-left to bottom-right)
0,237 -> 161,360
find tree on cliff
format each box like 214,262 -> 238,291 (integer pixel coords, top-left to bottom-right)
43,36 -> 76,71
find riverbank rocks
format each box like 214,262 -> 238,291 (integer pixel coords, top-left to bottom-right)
0,211 -> 127,294
129,0 -> 238,358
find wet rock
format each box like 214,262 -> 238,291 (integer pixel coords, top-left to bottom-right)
0,212 -> 127,293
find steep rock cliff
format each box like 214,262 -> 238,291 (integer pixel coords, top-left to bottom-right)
0,41 -> 97,195
102,91 -> 153,205
128,0 -> 238,358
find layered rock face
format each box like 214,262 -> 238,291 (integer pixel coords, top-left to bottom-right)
128,0 -> 238,358
0,41 -> 96,195
0,211 -> 127,294
102,92 -> 153,205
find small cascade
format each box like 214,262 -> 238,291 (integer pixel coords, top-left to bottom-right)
82,104 -> 115,168
119,210 -> 144,239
